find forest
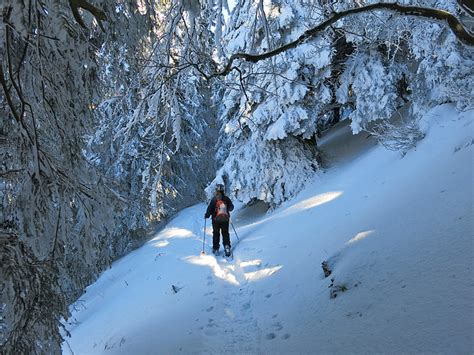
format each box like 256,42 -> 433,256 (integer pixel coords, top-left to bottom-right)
1,0 -> 473,353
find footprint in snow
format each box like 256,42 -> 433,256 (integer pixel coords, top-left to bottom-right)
265,293 -> 272,299
266,333 -> 276,340
241,302 -> 251,311
272,322 -> 283,331
205,328 -> 217,336
282,333 -> 291,340
206,306 -> 214,312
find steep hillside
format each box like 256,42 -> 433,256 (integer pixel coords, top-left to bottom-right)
63,104 -> 473,354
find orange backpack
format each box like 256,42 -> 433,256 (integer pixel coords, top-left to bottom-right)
215,199 -> 229,222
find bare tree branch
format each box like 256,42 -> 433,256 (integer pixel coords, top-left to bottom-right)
68,0 -> 106,30
458,0 -> 474,16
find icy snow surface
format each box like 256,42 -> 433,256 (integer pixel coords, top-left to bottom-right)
63,104 -> 473,354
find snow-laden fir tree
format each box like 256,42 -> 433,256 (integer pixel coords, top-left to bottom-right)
210,0 -> 473,205
211,0 -> 336,206
334,0 -> 473,133
0,1 -> 194,352
0,1 -> 117,352
89,1 -> 219,236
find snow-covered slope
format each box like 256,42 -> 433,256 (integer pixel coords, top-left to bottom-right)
63,104 -> 473,354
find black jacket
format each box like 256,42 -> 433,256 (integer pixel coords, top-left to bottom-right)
205,194 -> 234,220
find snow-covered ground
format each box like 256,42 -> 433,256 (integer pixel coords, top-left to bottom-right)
63,104 -> 473,354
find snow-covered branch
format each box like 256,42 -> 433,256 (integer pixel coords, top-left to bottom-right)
213,3 -> 474,78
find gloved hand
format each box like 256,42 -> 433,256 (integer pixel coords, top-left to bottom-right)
204,214 -> 209,219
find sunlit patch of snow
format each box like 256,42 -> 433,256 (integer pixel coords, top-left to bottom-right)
245,265 -> 283,282
346,230 -> 375,245
282,191 -> 343,216
185,255 -> 239,286
153,227 -> 193,240
151,240 -> 170,248
240,259 -> 262,268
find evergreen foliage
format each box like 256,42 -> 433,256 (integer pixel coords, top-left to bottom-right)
0,0 -> 472,352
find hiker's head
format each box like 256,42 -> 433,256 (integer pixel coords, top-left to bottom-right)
215,184 -> 225,197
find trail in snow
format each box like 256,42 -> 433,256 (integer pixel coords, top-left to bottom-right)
63,104 -> 473,354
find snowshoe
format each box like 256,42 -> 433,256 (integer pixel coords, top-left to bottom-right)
224,245 -> 231,257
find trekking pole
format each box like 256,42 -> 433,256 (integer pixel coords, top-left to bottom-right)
230,220 -> 240,242
201,218 -> 206,255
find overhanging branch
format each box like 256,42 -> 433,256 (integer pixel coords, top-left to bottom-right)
212,3 -> 474,78
68,0 -> 106,30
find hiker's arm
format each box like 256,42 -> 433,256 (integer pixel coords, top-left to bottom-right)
228,197 -> 234,212
205,198 -> 215,218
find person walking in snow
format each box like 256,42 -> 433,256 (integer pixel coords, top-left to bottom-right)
205,184 -> 234,257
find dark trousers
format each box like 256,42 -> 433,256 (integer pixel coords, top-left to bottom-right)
212,219 -> 230,249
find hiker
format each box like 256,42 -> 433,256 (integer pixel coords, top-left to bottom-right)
205,184 -> 234,256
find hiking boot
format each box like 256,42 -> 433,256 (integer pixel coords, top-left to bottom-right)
224,245 -> 231,257
212,248 -> 219,255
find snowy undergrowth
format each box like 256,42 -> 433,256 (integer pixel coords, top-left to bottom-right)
62,104 -> 473,354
